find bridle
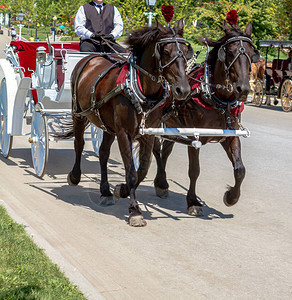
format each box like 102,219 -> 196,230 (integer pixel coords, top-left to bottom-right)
194,35 -> 260,111
131,30 -> 193,84
218,36 -> 260,79
155,35 -> 193,73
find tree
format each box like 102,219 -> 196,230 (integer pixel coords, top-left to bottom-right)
189,0 -> 291,44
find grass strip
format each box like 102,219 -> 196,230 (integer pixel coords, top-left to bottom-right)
0,205 -> 86,299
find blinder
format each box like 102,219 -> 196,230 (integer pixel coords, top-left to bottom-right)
218,46 -> 226,62
251,49 -> 260,63
186,44 -> 194,60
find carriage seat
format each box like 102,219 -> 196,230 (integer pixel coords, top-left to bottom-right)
10,41 -> 80,78
10,41 -> 80,96
271,59 -> 284,84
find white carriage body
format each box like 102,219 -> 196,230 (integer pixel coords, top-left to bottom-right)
0,41 -> 86,136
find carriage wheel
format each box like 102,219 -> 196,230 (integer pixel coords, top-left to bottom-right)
30,103 -> 49,178
0,78 -> 13,158
280,79 -> 292,112
91,124 -> 103,157
253,80 -> 264,107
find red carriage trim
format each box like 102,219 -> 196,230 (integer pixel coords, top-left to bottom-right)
10,41 -> 80,102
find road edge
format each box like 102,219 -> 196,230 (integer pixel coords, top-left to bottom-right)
0,199 -> 105,300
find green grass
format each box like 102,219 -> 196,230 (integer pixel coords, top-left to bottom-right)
0,205 -> 86,300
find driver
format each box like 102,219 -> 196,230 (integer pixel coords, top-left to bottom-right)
74,0 -> 124,53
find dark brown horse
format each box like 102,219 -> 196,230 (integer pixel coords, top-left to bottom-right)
153,21 -> 259,216
65,20 -> 191,226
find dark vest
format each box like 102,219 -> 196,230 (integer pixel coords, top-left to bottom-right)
83,2 -> 114,35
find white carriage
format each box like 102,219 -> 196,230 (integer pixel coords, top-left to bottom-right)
0,40 -> 103,177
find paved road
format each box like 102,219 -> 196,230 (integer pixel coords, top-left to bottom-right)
0,33 -> 292,299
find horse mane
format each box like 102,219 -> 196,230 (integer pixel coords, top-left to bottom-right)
205,26 -> 250,72
126,24 -> 183,55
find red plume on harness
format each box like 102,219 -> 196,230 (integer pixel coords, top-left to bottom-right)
226,10 -> 239,25
161,5 -> 174,24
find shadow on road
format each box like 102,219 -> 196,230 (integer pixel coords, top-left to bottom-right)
3,147 -> 233,224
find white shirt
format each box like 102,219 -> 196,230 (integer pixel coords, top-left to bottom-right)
75,4 -> 123,40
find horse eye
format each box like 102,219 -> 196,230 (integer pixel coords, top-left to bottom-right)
226,50 -> 234,56
163,49 -> 170,56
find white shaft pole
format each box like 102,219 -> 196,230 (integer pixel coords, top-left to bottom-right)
139,127 -> 250,137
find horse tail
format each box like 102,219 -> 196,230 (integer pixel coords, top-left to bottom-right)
51,116 -> 90,140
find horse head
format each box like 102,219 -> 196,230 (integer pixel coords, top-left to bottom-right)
206,21 -> 259,103
127,19 -> 191,101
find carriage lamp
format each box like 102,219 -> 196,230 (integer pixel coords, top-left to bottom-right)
145,0 -> 157,27
145,0 -> 157,9
36,46 -> 47,63
17,10 -> 25,40
18,11 -> 24,22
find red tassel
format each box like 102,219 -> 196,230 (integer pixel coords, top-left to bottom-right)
161,5 -> 174,23
226,10 -> 239,25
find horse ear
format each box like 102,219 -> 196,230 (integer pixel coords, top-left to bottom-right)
155,18 -> 164,31
203,37 -> 217,48
223,20 -> 231,34
245,22 -> 252,37
177,18 -> 184,31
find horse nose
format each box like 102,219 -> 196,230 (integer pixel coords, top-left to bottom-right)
173,83 -> 191,100
236,82 -> 250,100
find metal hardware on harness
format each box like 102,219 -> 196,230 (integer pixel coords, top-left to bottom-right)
125,53 -> 170,115
186,46 -> 205,74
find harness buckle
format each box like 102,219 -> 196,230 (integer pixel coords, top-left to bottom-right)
157,75 -> 165,83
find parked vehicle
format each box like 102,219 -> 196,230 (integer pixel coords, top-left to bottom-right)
252,40 -> 292,112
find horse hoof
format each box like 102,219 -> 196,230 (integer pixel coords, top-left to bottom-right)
155,187 -> 169,198
129,215 -> 147,227
188,206 -> 203,216
223,191 -> 239,207
67,172 -> 80,186
114,184 -> 122,198
99,196 -> 115,206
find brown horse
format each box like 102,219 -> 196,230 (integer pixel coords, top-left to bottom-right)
152,21 -> 259,216
64,20 -> 191,226
250,58 -> 265,92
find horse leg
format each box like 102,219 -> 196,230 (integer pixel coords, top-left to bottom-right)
153,139 -> 174,198
136,135 -> 155,185
115,136 -> 155,197
186,147 -> 203,216
99,132 -> 115,206
67,116 -> 87,186
220,137 -> 246,206
115,130 -> 146,227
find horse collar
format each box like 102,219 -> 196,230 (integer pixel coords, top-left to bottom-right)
123,53 -> 170,115
200,63 -> 238,111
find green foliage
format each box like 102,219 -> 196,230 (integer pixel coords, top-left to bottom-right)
189,0 -> 291,45
0,206 -> 86,299
4,0 -> 291,44
111,0 -> 147,34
